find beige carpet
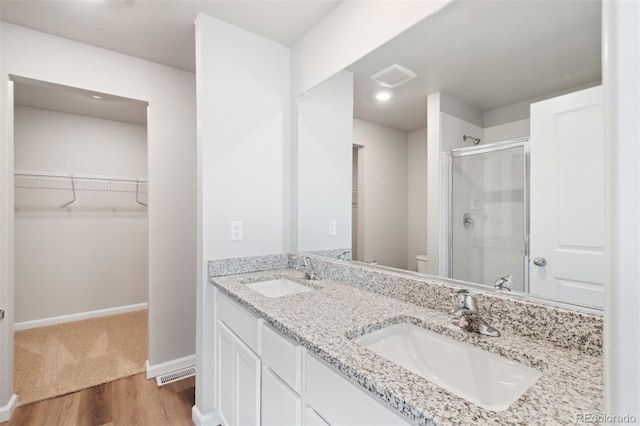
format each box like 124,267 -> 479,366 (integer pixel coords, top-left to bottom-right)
14,310 -> 148,406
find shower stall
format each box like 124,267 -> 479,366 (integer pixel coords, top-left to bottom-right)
448,138 -> 529,292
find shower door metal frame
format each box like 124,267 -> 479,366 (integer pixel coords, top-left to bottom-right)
447,137 -> 530,293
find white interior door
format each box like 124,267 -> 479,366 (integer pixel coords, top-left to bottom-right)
529,86 -> 604,306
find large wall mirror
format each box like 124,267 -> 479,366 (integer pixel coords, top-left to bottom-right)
297,0 -> 603,309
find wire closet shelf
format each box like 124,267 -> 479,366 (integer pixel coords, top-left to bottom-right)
14,171 -> 148,210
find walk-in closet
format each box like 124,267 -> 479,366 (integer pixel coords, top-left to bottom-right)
12,78 -> 149,404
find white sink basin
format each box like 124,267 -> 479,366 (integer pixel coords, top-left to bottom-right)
245,278 -> 313,298
354,323 -> 542,411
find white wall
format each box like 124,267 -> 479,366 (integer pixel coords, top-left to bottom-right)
426,92 -> 441,276
484,119 -> 530,144
0,23 -> 197,411
287,1 -> 452,254
407,127 -> 428,271
441,113 -> 484,154
195,13 -> 290,420
297,71 -> 353,252
14,106 -> 147,176
13,106 -> 148,323
353,118 -> 408,270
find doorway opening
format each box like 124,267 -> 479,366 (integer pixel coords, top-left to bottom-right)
12,77 -> 149,405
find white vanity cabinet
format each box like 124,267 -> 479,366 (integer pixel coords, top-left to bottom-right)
216,321 -> 261,426
214,290 -> 410,426
216,293 -> 262,426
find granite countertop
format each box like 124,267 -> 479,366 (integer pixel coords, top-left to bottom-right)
210,268 -> 603,426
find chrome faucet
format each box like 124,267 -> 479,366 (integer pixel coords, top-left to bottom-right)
337,249 -> 350,261
494,275 -> 513,292
450,289 -> 500,337
298,256 -> 320,280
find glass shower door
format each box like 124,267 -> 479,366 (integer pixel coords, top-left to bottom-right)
450,141 -> 527,292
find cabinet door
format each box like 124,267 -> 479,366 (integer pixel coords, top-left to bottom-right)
262,367 -> 301,426
235,338 -> 261,426
217,321 -> 236,426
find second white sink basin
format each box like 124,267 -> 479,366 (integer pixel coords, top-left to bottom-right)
246,278 -> 313,298
354,322 -> 542,412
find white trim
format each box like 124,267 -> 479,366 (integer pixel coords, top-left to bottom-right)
0,394 -> 18,422
13,303 -> 148,331
192,405 -> 223,426
146,354 -> 196,379
603,0 -> 640,418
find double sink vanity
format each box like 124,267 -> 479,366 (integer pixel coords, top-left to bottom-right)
209,254 -> 603,425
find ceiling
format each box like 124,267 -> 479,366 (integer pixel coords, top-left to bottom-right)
2,0 -> 602,131
2,0 -> 338,123
13,77 -> 148,125
347,0 -> 602,132
0,0 -> 339,73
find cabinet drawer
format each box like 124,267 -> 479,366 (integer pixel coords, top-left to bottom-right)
217,291 -> 260,353
304,353 -> 410,426
260,323 -> 302,392
262,367 -> 301,426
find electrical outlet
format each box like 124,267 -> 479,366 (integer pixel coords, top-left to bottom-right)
231,221 -> 243,241
328,220 -> 337,236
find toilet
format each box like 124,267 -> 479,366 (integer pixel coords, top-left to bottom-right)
416,255 -> 428,274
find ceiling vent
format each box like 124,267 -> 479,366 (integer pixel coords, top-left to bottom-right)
370,64 -> 417,88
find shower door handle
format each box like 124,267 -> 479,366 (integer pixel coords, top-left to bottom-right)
533,257 -> 547,267
0,309 -> 4,320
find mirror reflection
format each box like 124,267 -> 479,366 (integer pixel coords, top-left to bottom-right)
297,0 -> 603,308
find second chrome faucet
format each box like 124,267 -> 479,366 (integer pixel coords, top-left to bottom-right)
450,289 -> 500,337
295,256 -> 320,280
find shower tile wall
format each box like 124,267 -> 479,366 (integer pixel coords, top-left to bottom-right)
451,148 -> 525,290
451,155 -> 485,283
481,149 -> 525,291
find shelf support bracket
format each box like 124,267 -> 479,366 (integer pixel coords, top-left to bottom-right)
135,180 -> 148,207
60,175 -> 77,208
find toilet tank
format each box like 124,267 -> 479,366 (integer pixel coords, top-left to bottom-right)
416,255 -> 428,274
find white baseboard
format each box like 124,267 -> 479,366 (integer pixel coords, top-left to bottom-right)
0,394 -> 18,422
192,405 -> 222,426
14,303 -> 148,331
146,354 -> 196,379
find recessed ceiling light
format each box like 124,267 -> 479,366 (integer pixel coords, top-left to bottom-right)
376,91 -> 391,101
91,95 -> 102,99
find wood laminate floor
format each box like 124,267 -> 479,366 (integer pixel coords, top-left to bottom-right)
3,373 -> 195,426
